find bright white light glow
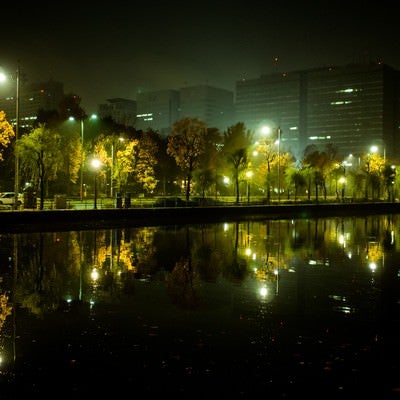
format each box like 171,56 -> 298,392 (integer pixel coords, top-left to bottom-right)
369,262 -> 377,272
91,268 -> 99,281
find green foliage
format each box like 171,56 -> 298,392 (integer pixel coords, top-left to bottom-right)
16,124 -> 63,207
0,110 -> 15,161
223,122 -> 253,202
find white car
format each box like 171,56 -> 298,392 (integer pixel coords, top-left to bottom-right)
0,192 -> 23,207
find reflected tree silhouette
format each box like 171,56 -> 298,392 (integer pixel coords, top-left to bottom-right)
165,226 -> 200,308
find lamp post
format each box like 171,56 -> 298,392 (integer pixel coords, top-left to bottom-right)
246,170 -> 253,203
14,66 -> 20,209
79,118 -> 84,201
370,144 -> 386,163
91,158 -> 101,209
69,114 -> 97,201
1,66 -> 21,209
277,127 -> 281,204
339,177 -> 346,202
261,125 -> 282,203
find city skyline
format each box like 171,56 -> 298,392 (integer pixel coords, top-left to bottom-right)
2,1 -> 399,112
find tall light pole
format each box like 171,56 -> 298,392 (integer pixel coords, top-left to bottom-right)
277,127 -> 281,204
246,170 -> 253,203
69,114 -> 97,201
110,140 -> 113,198
14,65 -> 20,209
0,66 -> 20,209
261,125 -> 282,203
80,118 -> 84,201
91,158 -> 101,209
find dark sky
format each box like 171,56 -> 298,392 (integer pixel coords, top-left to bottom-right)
2,0 -> 399,112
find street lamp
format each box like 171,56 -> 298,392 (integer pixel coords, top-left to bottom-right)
246,170 -> 253,203
370,144 -> 386,163
0,66 -> 20,209
277,127 -> 282,203
91,158 -> 101,209
339,177 -> 346,202
69,114 -> 97,201
261,125 -> 282,203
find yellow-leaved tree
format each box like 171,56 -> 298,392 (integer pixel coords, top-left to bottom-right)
167,117 -> 208,201
0,110 -> 15,161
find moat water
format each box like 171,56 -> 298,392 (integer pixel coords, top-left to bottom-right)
0,214 -> 399,398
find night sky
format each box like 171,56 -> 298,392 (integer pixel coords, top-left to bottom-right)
2,0 -> 399,112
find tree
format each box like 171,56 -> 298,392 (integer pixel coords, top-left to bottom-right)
167,117 -> 208,201
362,152 -> 385,199
222,122 -> 253,203
114,139 -> 139,193
153,134 -> 181,196
136,131 -> 159,194
302,145 -> 338,202
383,164 -> 396,201
287,168 -> 306,201
194,127 -> 223,199
16,124 -> 63,209
0,111 -> 15,161
193,168 -> 214,200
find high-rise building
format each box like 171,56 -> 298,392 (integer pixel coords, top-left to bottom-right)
0,78 -> 65,129
179,84 -> 235,131
235,63 -> 400,161
98,98 -> 137,127
136,89 -> 180,136
135,85 -> 235,136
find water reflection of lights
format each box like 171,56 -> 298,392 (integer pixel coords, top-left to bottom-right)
329,295 -> 354,314
369,262 -> 377,272
89,268 -> 100,308
91,268 -> 99,281
259,286 -> 268,298
255,263 -> 279,302
257,281 -> 277,303
308,259 -> 330,266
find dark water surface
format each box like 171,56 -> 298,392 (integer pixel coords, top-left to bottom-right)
0,215 -> 399,398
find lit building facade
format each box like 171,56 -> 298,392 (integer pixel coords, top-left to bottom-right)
136,89 -> 180,136
0,79 -> 65,129
235,63 -> 400,161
